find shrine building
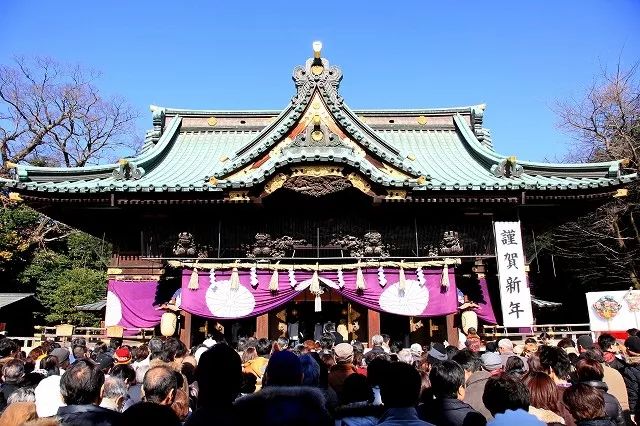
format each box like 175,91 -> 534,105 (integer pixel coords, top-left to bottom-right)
2,43 -> 636,347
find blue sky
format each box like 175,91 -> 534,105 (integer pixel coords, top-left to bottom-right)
1,1 -> 638,162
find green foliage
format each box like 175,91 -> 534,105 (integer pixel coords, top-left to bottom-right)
46,268 -> 106,326
0,202 -> 41,274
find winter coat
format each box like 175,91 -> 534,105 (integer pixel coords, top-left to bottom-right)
333,401 -> 385,426
364,346 -> 386,364
377,407 -> 433,426
418,398 -> 487,426
528,406 -> 565,424
233,385 -> 332,426
623,358 -> 640,414
242,356 -> 269,390
463,370 -> 493,421
579,380 -> 624,426
329,363 -> 358,402
56,404 -> 120,426
602,364 -> 629,411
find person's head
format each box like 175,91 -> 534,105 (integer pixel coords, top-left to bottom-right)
480,352 -> 502,372
111,363 -> 136,386
324,322 -> 336,333
625,336 -> 640,356
371,335 -> 384,347
60,359 -> 105,406
109,338 -> 123,350
320,333 -> 335,351
380,362 -> 421,408
0,338 -> 19,358
497,338 -> 514,354
381,334 -> 391,345
241,346 -> 258,363
525,371 -> 562,413
299,354 -> 320,387
276,336 -> 289,351
429,360 -> 466,400
334,343 -> 354,364
240,372 -> 257,394
397,349 -> 413,364
367,357 -> 391,387
597,333 -> 618,353
482,374 -> 530,416
557,337 -> 576,349
162,338 -> 181,361
195,343 -> 242,407
576,335 -> 593,352
50,348 -> 70,369
628,328 -> 639,338
3,358 -> 25,383
114,347 -> 132,365
563,383 -> 606,421
342,373 -> 373,404
72,345 -> 87,360
264,350 -> 302,387
524,338 -> 538,354
575,358 -> 604,382
504,356 -> 525,377
582,347 -> 605,363
7,387 -> 36,404
102,376 -> 127,412
445,346 -> 459,360
135,344 -> 150,362
538,345 -> 571,382
255,338 -> 272,357
118,401 -> 181,426
452,349 -> 480,379
143,366 -> 177,405
320,352 -> 336,369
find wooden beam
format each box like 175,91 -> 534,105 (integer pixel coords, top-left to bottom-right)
367,309 -> 380,346
445,313 -> 458,348
179,311 -> 192,348
256,313 -> 269,339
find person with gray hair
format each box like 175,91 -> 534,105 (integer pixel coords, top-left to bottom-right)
100,376 -> 128,412
364,335 -> 386,365
1,359 -> 25,403
397,349 -> 414,365
7,387 -> 35,404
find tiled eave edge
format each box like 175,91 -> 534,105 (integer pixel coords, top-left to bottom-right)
13,116 -> 183,183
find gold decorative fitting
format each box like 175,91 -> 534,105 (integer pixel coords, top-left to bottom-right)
8,192 -> 22,202
227,191 -> 250,201
385,190 -> 407,200
313,115 -> 321,125
219,155 -> 229,163
417,115 -> 428,125
614,188 -> 629,198
291,165 -> 343,177
311,65 -> 324,75
4,161 -> 17,169
311,130 -> 324,141
346,173 -> 372,194
507,155 -> 517,164
407,154 -> 416,161
118,159 -> 129,166
416,176 -> 427,185
208,176 -> 218,185
312,100 -> 321,110
264,173 -> 288,194
359,115 -> 368,124
621,158 -> 631,167
207,117 -> 218,127
107,268 -> 123,275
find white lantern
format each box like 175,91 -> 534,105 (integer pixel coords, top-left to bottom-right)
160,312 -> 177,337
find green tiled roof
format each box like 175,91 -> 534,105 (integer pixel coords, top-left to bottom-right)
1,53 -> 635,196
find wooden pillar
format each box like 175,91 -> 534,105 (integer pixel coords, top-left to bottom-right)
367,309 -> 380,346
445,313 -> 458,348
179,311 -> 192,348
256,313 -> 269,339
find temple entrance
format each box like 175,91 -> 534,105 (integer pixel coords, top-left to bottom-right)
268,289 -> 369,344
190,316 -> 256,347
380,313 -> 448,348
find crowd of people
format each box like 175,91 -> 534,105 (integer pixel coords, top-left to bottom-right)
1,327 -> 640,425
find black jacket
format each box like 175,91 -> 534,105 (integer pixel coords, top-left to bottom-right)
580,381 -> 624,426
57,404 -> 120,426
418,397 -> 487,426
623,360 -> 640,413
576,419 -> 615,426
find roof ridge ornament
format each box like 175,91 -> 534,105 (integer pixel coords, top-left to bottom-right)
292,41 -> 343,108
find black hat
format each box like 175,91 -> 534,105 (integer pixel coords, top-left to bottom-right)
625,336 -> 640,354
577,335 -> 594,350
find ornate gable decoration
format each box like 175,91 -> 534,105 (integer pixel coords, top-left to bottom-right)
212,42 -> 427,200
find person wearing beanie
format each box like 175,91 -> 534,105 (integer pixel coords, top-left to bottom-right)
114,347 -> 132,365
233,350 -> 332,426
463,351 -> 503,421
328,342 -> 358,403
577,335 -> 595,353
427,342 -> 448,365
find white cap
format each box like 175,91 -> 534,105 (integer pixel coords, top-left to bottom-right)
195,346 -> 208,364
35,375 -> 65,417
202,338 -> 216,348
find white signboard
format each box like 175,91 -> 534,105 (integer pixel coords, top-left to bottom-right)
586,290 -> 640,331
494,221 -> 534,327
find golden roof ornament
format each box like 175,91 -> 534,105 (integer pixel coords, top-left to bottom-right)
311,41 -> 324,75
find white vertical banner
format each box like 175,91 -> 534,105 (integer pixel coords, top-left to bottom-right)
494,221 -> 534,327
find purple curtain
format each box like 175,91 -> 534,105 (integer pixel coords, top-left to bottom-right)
107,280 -> 164,328
476,277 -> 497,324
179,267 -> 458,319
